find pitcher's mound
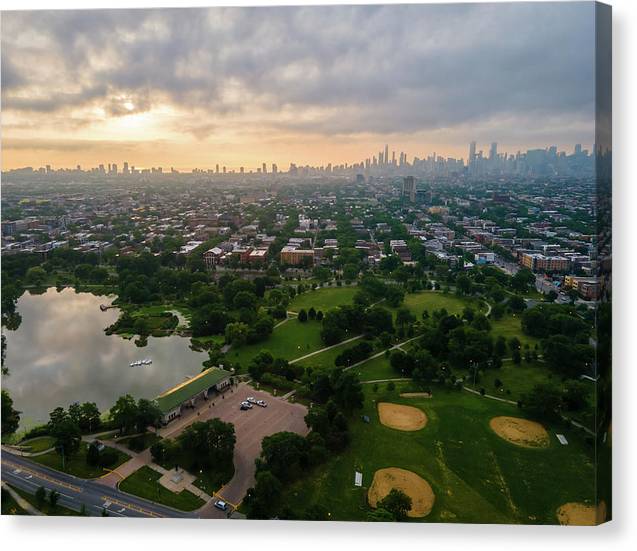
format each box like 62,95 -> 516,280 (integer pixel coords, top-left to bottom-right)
556,501 -> 607,525
378,402 -> 427,431
489,416 -> 550,448
368,467 -> 435,518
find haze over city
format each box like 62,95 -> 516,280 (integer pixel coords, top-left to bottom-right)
1,3 -> 595,171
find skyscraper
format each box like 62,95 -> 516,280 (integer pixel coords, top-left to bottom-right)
384,144 -> 389,166
489,142 -> 497,160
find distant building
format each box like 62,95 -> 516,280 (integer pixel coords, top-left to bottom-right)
280,245 -> 315,266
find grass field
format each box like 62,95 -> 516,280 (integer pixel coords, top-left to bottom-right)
280,382 -> 595,524
462,360 -> 554,401
295,335 -> 366,370
228,318 -> 324,369
489,314 -> 540,349
31,442 -> 130,479
119,466 -> 204,512
18,436 -> 56,453
290,286 -> 357,312
402,291 -> 481,318
353,354 -> 396,382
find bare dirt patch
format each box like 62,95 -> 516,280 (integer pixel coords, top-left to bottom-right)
556,501 -> 607,525
368,467 -> 435,518
378,402 -> 427,431
489,416 -> 550,448
400,392 -> 432,398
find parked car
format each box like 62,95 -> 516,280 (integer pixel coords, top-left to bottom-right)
241,401 -> 253,409
246,396 -> 257,404
256,400 -> 267,407
214,500 -> 228,511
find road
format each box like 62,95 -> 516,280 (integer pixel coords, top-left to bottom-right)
1,452 -> 196,518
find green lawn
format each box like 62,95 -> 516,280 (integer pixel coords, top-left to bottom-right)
290,286 -> 357,313
295,335 -> 366,371
280,382 -> 595,524
402,291 -> 480,318
119,466 -> 205,511
461,360 -> 554,401
354,354 -> 396,382
18,436 -> 56,453
227,318 -> 324,370
489,314 -> 540,349
31,442 -> 130,479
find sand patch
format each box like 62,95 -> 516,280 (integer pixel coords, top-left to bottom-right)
368,467 -> 435,518
556,501 -> 607,526
489,416 -> 550,448
378,402 -> 427,431
400,392 -> 432,398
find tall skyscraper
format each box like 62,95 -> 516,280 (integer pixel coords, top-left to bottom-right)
262,162 -> 267,174
402,176 -> 416,202
384,144 -> 389,166
489,142 -> 497,160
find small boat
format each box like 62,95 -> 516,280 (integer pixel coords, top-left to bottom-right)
142,358 -> 153,365
129,360 -> 142,367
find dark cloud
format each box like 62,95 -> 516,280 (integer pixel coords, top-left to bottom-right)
1,3 -> 595,142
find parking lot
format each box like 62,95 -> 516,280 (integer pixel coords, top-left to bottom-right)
162,382 -> 308,518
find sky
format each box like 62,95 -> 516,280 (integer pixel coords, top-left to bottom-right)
1,3 -> 596,171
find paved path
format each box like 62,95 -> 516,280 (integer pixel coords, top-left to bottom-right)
344,335 -> 422,372
289,334 -> 363,364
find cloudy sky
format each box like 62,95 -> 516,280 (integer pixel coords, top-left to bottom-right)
1,3 -> 596,171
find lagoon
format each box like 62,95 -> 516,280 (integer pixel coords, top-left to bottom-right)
2,288 -> 208,430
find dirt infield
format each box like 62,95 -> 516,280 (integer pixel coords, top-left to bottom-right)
399,392 -> 432,398
556,501 -> 607,525
489,416 -> 550,448
378,402 -> 427,431
368,467 -> 435,518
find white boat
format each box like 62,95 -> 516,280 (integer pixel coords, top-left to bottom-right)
142,358 -> 152,365
129,360 -> 141,367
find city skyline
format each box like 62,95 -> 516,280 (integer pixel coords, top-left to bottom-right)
3,140 -> 594,177
1,3 -> 595,170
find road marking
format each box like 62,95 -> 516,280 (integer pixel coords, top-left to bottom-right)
103,500 -> 112,508
3,460 -> 83,493
100,495 -> 163,518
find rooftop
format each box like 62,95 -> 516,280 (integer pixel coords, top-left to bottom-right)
154,367 -> 232,414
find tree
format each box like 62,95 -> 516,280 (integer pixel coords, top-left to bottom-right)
396,307 -> 416,328
35,486 -> 46,508
522,383 -> 563,421
507,295 -> 527,313
331,370 -> 364,412
563,380 -> 590,411
1,390 -> 20,436
136,399 -> 163,432
225,322 -> 250,346
258,432 -> 309,482
110,394 -> 139,434
308,307 -> 317,320
49,414 -> 81,459
78,402 -> 101,433
378,488 -> 412,521
245,470 -> 282,519
25,266 -> 47,287
178,418 -> 236,471
298,309 -> 308,323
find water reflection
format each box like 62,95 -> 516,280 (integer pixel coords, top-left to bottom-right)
2,288 -> 207,429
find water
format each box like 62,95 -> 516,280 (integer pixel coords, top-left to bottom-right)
2,288 -> 208,430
